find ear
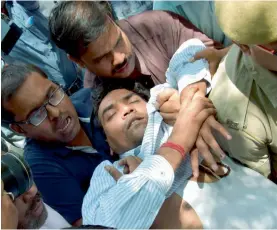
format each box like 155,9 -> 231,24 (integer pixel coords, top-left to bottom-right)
9,124 -> 26,135
68,54 -> 86,68
233,42 -> 251,56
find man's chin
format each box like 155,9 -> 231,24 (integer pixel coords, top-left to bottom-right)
61,122 -> 81,144
18,203 -> 48,229
114,57 -> 136,78
113,67 -> 134,79
129,126 -> 146,147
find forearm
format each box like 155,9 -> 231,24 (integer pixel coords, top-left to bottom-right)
158,130 -> 192,172
180,80 -> 207,102
217,46 -> 231,59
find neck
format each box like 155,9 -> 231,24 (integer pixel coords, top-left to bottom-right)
128,54 -> 143,79
67,127 -> 92,147
129,68 -> 141,79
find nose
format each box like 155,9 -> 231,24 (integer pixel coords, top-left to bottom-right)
112,51 -> 125,67
121,105 -> 134,120
21,184 -> 38,204
46,104 -> 60,121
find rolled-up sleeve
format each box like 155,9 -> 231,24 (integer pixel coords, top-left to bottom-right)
166,38 -> 212,94
82,155 -> 174,229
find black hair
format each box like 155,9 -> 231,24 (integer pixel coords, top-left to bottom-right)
1,62 -> 47,124
49,1 -> 109,58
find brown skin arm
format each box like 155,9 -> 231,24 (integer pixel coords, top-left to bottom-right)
158,45 -> 232,126
192,46 -> 231,76
180,80 -> 207,102
152,193 -> 203,229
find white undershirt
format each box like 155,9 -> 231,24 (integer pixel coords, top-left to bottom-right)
40,203 -> 71,229
176,157 -> 277,229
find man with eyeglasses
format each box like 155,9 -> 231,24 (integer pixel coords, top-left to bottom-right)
196,1 -> 277,183
1,63 -> 112,226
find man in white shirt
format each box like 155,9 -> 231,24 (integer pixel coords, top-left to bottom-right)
82,38 -> 277,228
1,180 -> 70,229
83,83 -> 277,229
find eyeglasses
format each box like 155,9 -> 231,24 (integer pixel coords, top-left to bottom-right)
257,45 -> 277,56
13,85 -> 65,126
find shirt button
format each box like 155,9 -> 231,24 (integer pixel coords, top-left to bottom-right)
161,171 -> 165,176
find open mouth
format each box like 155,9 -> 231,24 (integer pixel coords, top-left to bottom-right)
32,199 -> 44,217
57,116 -> 71,132
127,117 -> 143,130
114,59 -> 129,74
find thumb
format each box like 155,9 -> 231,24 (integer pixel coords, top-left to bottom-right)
190,48 -> 212,62
209,62 -> 218,77
105,166 -> 122,181
157,88 -> 177,107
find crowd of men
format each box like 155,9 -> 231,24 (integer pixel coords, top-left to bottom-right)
1,0 -> 277,229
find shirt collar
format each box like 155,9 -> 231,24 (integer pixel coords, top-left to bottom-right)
63,117 -> 98,155
65,145 -> 98,154
133,49 -> 150,76
243,54 -> 277,108
120,145 -> 141,159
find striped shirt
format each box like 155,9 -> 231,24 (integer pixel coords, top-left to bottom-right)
82,39 -> 211,228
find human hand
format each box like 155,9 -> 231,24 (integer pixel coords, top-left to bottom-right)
192,115 -> 232,178
119,156 -> 142,174
169,88 -> 216,154
157,88 -> 180,126
191,47 -> 230,76
105,156 -> 142,181
1,180 -> 18,229
194,115 -> 232,175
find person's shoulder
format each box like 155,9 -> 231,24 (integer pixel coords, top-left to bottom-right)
70,88 -> 91,100
124,10 -> 178,25
118,10 -> 180,41
24,139 -> 66,164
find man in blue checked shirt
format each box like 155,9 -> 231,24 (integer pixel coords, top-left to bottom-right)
1,62 -> 111,227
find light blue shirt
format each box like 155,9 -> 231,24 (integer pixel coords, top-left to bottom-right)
2,1 -> 79,89
82,39 -> 210,229
153,1 -> 232,47
82,155 -> 175,229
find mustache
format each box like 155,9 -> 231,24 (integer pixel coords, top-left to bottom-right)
28,192 -> 42,212
125,114 -> 143,130
112,57 -> 128,74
